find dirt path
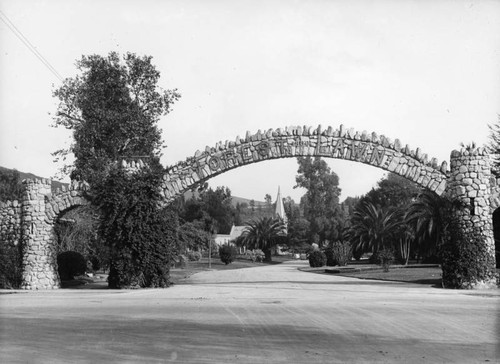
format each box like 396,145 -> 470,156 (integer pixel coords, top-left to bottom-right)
1,260 -> 499,363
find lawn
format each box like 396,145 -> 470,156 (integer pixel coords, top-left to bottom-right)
170,255 -> 292,284
336,266 -> 443,286
59,255 -> 293,288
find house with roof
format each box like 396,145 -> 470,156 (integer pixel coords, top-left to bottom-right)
214,187 -> 288,254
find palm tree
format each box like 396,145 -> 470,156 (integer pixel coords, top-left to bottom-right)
405,191 -> 452,260
348,202 -> 400,256
238,217 -> 286,262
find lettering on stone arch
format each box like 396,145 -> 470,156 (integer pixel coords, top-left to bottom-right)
274,139 -> 290,156
208,155 -> 221,171
350,141 -> 369,162
331,139 -> 345,158
370,146 -> 386,166
223,150 -> 239,168
240,145 -> 252,161
195,159 -> 206,179
257,141 -> 271,157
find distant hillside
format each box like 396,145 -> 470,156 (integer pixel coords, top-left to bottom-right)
0,166 -> 68,191
183,189 -> 266,208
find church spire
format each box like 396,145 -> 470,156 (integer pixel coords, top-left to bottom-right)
274,186 -> 287,223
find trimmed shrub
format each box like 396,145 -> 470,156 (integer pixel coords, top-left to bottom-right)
188,251 -> 202,262
325,241 -> 352,266
219,244 -> 237,265
378,249 -> 394,272
57,251 -> 87,280
308,250 -> 326,268
246,249 -> 265,263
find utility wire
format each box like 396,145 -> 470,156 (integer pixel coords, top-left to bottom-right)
0,10 -> 63,82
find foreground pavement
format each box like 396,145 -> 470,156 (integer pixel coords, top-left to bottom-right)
1,261 -> 499,363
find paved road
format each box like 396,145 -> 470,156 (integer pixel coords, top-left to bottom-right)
1,261 -> 499,363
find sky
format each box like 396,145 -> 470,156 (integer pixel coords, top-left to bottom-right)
0,0 -> 499,203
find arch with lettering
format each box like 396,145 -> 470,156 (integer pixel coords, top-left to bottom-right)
162,125 -> 448,203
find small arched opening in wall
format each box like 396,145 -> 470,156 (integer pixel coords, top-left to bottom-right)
53,204 -> 103,283
20,179 -> 92,290
492,207 -> 500,269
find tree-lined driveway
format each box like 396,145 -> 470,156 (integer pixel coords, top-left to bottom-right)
1,260 -> 499,363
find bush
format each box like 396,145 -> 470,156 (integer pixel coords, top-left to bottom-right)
325,241 -> 352,266
88,255 -> 101,271
246,249 -> 265,263
377,249 -> 394,272
219,244 -> 237,265
57,251 -> 87,280
308,250 -> 326,268
188,251 -> 202,261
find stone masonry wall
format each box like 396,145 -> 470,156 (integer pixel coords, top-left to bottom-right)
446,148 -> 497,288
0,199 -> 22,247
20,179 -> 59,289
162,124 -> 448,203
0,178 -> 90,290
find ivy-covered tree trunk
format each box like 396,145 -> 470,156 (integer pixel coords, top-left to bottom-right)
96,162 -> 179,289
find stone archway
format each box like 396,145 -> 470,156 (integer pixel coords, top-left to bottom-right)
161,125 -> 448,203
19,179 -> 90,289
5,124 -> 496,289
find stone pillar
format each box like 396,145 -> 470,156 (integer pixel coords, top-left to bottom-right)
445,148 -> 497,288
20,179 -> 60,289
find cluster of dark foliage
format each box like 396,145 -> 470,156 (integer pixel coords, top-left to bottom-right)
0,169 -> 23,201
219,244 -> 238,265
324,241 -> 352,266
0,236 -> 22,289
441,219 -> 498,288
96,162 -> 178,288
308,250 -> 326,268
377,249 -> 395,272
57,251 -> 87,280
187,251 -> 202,262
0,169 -> 23,288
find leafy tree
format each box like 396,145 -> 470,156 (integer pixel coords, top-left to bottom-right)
96,161 -> 178,288
179,186 -> 235,234
295,156 -> 344,245
177,221 -> 211,253
487,115 -> 500,173
360,173 -> 421,209
52,52 -> 180,186
264,193 -> 272,211
237,217 -> 286,262
201,187 -> 234,234
341,196 -> 361,216
249,199 -> 256,213
0,169 -> 23,201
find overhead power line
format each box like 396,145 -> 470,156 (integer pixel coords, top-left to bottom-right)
0,10 -> 63,82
